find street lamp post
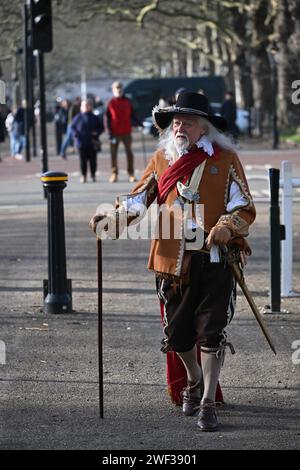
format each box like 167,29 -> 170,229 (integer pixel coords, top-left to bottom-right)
23,2 -> 31,162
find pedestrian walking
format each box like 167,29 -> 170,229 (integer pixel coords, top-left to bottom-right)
106,81 -> 141,183
221,91 -> 239,142
54,99 -> 69,156
90,92 -> 256,431
5,106 -> 17,158
0,106 -> 6,162
72,99 -> 104,183
60,97 -> 81,159
12,105 -> 26,160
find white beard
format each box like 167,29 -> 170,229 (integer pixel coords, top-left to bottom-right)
174,134 -> 190,156
158,128 -> 190,164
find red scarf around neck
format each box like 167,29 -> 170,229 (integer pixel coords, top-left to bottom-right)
157,145 -> 219,205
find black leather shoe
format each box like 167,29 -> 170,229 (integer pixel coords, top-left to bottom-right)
181,380 -> 203,416
197,402 -> 218,431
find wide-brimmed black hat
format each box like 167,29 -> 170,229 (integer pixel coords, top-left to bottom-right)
153,91 -> 227,132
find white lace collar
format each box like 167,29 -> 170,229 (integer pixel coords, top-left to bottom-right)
164,135 -> 214,165
195,135 -> 214,156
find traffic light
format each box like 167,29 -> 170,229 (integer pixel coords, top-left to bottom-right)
30,0 -> 53,53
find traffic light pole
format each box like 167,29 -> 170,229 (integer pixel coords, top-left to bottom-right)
30,53 -> 37,157
30,0 -> 53,186
38,50 -> 48,177
23,3 -> 31,162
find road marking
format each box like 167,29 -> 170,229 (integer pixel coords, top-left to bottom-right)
253,197 -> 300,202
249,190 -> 261,198
245,164 -> 272,170
246,174 -> 269,181
0,205 -> 19,209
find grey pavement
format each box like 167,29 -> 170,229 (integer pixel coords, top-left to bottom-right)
0,134 -> 300,450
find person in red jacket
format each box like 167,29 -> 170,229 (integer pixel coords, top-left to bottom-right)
106,81 -> 138,183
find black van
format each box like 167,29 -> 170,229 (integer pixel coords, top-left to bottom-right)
123,75 -> 226,121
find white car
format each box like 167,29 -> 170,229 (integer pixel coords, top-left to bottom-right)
142,116 -> 158,137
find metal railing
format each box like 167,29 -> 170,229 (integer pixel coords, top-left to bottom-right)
246,161 -> 299,301
281,161 -> 300,297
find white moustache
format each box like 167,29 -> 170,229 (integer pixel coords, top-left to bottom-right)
176,133 -> 188,140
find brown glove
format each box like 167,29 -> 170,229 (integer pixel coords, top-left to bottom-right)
206,225 -> 232,249
89,211 -> 127,239
89,213 -> 107,233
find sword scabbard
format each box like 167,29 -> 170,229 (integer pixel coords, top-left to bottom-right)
229,261 -> 277,355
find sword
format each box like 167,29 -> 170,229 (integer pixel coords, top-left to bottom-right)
224,249 -> 277,355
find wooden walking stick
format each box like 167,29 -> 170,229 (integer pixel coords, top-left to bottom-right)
97,237 -> 104,418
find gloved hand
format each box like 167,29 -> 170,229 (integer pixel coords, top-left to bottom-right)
89,210 -> 127,239
206,225 -> 232,249
89,213 -> 107,234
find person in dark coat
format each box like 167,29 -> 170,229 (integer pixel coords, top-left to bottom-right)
54,99 -> 69,156
0,106 -> 6,162
71,99 -> 104,183
221,91 -> 238,142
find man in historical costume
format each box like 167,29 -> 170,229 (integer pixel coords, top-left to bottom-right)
90,92 -> 256,431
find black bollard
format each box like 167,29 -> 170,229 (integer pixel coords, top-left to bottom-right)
269,168 -> 281,313
41,171 -> 72,314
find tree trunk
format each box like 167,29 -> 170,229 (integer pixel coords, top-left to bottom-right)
235,55 -> 253,109
276,46 -> 291,127
205,26 -> 215,75
230,6 -> 253,109
186,47 -> 193,77
275,0 -> 295,127
172,49 -> 180,76
250,0 -> 273,136
225,44 -> 235,94
251,49 -> 272,136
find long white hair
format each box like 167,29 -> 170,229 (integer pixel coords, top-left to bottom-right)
157,116 -> 237,164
